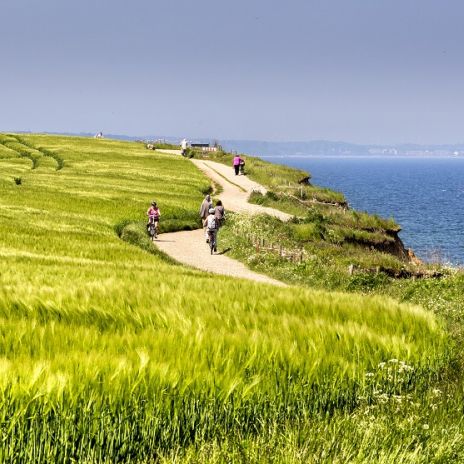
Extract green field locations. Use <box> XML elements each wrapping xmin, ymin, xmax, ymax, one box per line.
<box><xmin>0</xmin><ymin>134</ymin><xmax>456</xmax><ymax>462</ymax></box>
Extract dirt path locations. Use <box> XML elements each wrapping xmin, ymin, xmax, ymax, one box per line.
<box><xmin>156</xmin><ymin>228</ymin><xmax>285</xmax><ymax>286</ymax></box>
<box><xmin>190</xmin><ymin>159</ymin><xmax>291</xmax><ymax>221</ymax></box>
<box><xmin>154</xmin><ymin>153</ymin><xmax>290</xmax><ymax>286</ymax></box>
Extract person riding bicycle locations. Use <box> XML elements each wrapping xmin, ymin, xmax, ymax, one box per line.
<box><xmin>206</xmin><ymin>207</ymin><xmax>218</xmax><ymax>253</ymax></box>
<box><xmin>146</xmin><ymin>201</ymin><xmax>161</xmax><ymax>234</ymax></box>
<box><xmin>200</xmin><ymin>194</ymin><xmax>213</xmax><ymax>241</ymax></box>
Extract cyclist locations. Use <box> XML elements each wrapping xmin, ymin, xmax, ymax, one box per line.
<box><xmin>146</xmin><ymin>201</ymin><xmax>161</xmax><ymax>235</ymax></box>
<box><xmin>206</xmin><ymin>207</ymin><xmax>218</xmax><ymax>253</ymax></box>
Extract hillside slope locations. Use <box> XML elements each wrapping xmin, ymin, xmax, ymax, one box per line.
<box><xmin>0</xmin><ymin>133</ymin><xmax>449</xmax><ymax>462</ymax></box>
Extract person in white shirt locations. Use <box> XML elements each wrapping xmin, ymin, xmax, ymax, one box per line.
<box><xmin>181</xmin><ymin>138</ymin><xmax>188</xmax><ymax>156</ymax></box>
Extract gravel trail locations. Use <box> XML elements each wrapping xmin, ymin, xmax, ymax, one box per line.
<box><xmin>154</xmin><ymin>153</ymin><xmax>290</xmax><ymax>286</ymax></box>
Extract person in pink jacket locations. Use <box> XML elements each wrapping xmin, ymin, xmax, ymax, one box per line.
<box><xmin>233</xmin><ymin>154</ymin><xmax>241</xmax><ymax>176</ymax></box>
<box><xmin>146</xmin><ymin>201</ymin><xmax>161</xmax><ymax>234</ymax></box>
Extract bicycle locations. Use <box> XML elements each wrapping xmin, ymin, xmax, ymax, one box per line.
<box><xmin>147</xmin><ymin>218</ymin><xmax>159</xmax><ymax>240</ymax></box>
<box><xmin>207</xmin><ymin>230</ymin><xmax>217</xmax><ymax>254</ymax></box>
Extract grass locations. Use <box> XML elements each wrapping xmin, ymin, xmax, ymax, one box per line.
<box><xmin>153</xmin><ymin>141</ymin><xmax>180</xmax><ymax>150</ymax></box>
<box><xmin>0</xmin><ymin>133</ymin><xmax>456</xmax><ymax>462</ymax></box>
<box><xmin>214</xmin><ymin>159</ymin><xmax>464</xmax><ymax>462</ymax></box>
<box><xmin>220</xmin><ymin>211</ymin><xmax>409</xmax><ymax>290</ymax></box>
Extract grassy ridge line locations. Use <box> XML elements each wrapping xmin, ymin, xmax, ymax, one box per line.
<box><xmin>0</xmin><ymin>133</ymin><xmax>450</xmax><ymax>461</ymax></box>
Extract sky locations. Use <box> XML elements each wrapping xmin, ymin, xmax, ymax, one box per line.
<box><xmin>1</xmin><ymin>0</ymin><xmax>464</xmax><ymax>144</ymax></box>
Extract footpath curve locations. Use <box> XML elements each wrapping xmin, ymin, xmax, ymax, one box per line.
<box><xmin>154</xmin><ymin>153</ymin><xmax>291</xmax><ymax>286</ymax></box>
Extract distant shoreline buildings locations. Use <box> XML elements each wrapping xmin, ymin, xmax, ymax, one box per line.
<box><xmin>367</xmin><ymin>148</ymin><xmax>464</xmax><ymax>156</ymax></box>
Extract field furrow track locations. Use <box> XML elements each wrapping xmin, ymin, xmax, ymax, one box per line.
<box><xmin>0</xmin><ymin>134</ymin><xmax>64</xmax><ymax>170</ymax></box>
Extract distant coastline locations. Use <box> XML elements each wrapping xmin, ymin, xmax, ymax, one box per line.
<box><xmin>9</xmin><ymin>130</ymin><xmax>464</xmax><ymax>158</ymax></box>
<box><xmin>221</xmin><ymin>140</ymin><xmax>464</xmax><ymax>158</ymax></box>
<box><xmin>259</xmin><ymin>154</ymin><xmax>464</xmax><ymax>159</ymax></box>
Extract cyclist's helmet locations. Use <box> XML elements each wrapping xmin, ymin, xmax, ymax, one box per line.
<box><xmin>209</xmin><ymin>208</ymin><xmax>215</xmax><ymax>214</ymax></box>
<box><xmin>151</xmin><ymin>201</ymin><xmax>157</xmax><ymax>207</ymax></box>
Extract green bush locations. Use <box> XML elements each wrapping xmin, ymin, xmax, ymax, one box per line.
<box><xmin>265</xmin><ymin>190</ymin><xmax>279</xmax><ymax>201</ymax></box>
<box><xmin>347</xmin><ymin>271</ymin><xmax>390</xmax><ymax>292</ymax></box>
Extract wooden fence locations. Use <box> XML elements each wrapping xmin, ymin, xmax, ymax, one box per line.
<box><xmin>245</xmin><ymin>234</ymin><xmax>305</xmax><ymax>263</ymax></box>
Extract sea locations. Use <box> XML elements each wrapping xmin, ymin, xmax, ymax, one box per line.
<box><xmin>261</xmin><ymin>156</ymin><xmax>464</xmax><ymax>267</ymax></box>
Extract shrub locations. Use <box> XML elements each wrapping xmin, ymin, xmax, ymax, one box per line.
<box><xmin>305</xmin><ymin>207</ymin><xmax>327</xmax><ymax>225</ymax></box>
<box><xmin>200</xmin><ymin>184</ymin><xmax>214</xmax><ymax>196</ymax></box>
<box><xmin>182</xmin><ymin>147</ymin><xmax>195</xmax><ymax>158</ymax></box>
<box><xmin>265</xmin><ymin>190</ymin><xmax>279</xmax><ymax>201</ymax></box>
<box><xmin>347</xmin><ymin>271</ymin><xmax>390</xmax><ymax>292</ymax></box>
<box><xmin>249</xmin><ymin>191</ymin><xmax>266</xmax><ymax>205</ymax></box>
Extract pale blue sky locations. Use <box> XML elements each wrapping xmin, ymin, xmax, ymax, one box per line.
<box><xmin>1</xmin><ymin>0</ymin><xmax>463</xmax><ymax>144</ymax></box>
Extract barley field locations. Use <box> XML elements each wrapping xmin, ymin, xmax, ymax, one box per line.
<box><xmin>0</xmin><ymin>134</ymin><xmax>450</xmax><ymax>462</ymax></box>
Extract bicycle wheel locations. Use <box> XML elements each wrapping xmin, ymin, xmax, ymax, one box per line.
<box><xmin>208</xmin><ymin>232</ymin><xmax>215</xmax><ymax>254</ymax></box>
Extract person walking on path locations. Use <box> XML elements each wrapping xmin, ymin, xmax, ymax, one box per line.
<box><xmin>181</xmin><ymin>138</ymin><xmax>188</xmax><ymax>156</ymax></box>
<box><xmin>199</xmin><ymin>194</ymin><xmax>213</xmax><ymax>241</ymax></box>
<box><xmin>239</xmin><ymin>156</ymin><xmax>245</xmax><ymax>175</ymax></box>
<box><xmin>214</xmin><ymin>200</ymin><xmax>226</xmax><ymax>228</ymax></box>
<box><xmin>233</xmin><ymin>154</ymin><xmax>241</xmax><ymax>176</ymax></box>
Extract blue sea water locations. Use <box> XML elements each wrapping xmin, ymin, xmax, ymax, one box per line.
<box><xmin>262</xmin><ymin>156</ymin><xmax>464</xmax><ymax>266</ymax></box>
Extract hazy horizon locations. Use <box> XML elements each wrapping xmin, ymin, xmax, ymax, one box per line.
<box><xmin>2</xmin><ymin>0</ymin><xmax>464</xmax><ymax>145</ymax></box>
